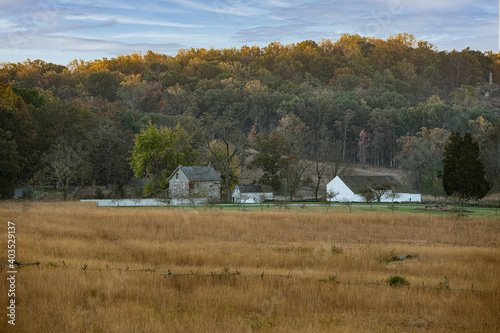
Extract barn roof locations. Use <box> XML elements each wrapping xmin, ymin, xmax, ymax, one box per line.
<box><xmin>338</xmin><ymin>175</ymin><xmax>417</xmax><ymax>194</ymax></box>
<box><xmin>236</xmin><ymin>184</ymin><xmax>273</xmax><ymax>193</ymax></box>
<box><xmin>176</xmin><ymin>165</ymin><xmax>222</xmax><ymax>182</ymax></box>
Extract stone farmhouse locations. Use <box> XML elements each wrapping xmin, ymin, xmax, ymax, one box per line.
<box><xmin>168</xmin><ymin>165</ymin><xmax>222</xmax><ymax>199</ymax></box>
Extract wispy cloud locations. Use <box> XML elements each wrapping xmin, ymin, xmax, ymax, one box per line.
<box><xmin>1</xmin><ymin>33</ymin><xmax>183</xmax><ymax>52</ymax></box>
<box><xmin>168</xmin><ymin>0</ymin><xmax>268</xmax><ymax>17</ymax></box>
<box><xmin>65</xmin><ymin>14</ymin><xmax>203</xmax><ymax>28</ymax></box>
<box><xmin>111</xmin><ymin>31</ymin><xmax>215</xmax><ymax>41</ymax></box>
<box><xmin>233</xmin><ymin>20</ymin><xmax>330</xmax><ymax>44</ymax></box>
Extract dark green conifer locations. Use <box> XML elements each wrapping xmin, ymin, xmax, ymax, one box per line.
<box><xmin>442</xmin><ymin>132</ymin><xmax>491</xmax><ymax>203</ymax></box>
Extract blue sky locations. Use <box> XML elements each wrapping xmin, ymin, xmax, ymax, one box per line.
<box><xmin>0</xmin><ymin>0</ymin><xmax>497</xmax><ymax>66</ymax></box>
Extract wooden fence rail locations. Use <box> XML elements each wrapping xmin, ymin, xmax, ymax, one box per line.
<box><xmin>1</xmin><ymin>260</ymin><xmax>498</xmax><ymax>296</ymax></box>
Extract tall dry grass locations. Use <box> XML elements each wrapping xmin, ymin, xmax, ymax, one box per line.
<box><xmin>0</xmin><ymin>202</ymin><xmax>499</xmax><ymax>332</ymax></box>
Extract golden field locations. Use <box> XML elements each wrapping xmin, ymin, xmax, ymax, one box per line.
<box><xmin>0</xmin><ymin>202</ymin><xmax>499</xmax><ymax>332</ymax></box>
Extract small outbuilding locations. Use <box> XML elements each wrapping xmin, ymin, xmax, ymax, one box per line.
<box><xmin>168</xmin><ymin>165</ymin><xmax>222</xmax><ymax>199</ymax></box>
<box><xmin>326</xmin><ymin>175</ymin><xmax>421</xmax><ymax>203</ymax></box>
<box><xmin>232</xmin><ymin>184</ymin><xmax>273</xmax><ymax>203</ymax></box>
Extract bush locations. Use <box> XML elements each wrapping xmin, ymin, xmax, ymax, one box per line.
<box><xmin>94</xmin><ymin>188</ymin><xmax>105</xmax><ymax>199</ymax></box>
<box><xmin>331</xmin><ymin>245</ymin><xmax>344</xmax><ymax>254</ymax></box>
<box><xmin>386</xmin><ymin>275</ymin><xmax>410</xmax><ymax>286</ymax></box>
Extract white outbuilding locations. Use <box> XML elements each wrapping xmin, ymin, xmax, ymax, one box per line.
<box><xmin>326</xmin><ymin>175</ymin><xmax>421</xmax><ymax>203</ymax></box>
<box><xmin>232</xmin><ymin>184</ymin><xmax>273</xmax><ymax>203</ymax></box>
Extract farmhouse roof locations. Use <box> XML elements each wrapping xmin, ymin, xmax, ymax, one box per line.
<box><xmin>236</xmin><ymin>184</ymin><xmax>273</xmax><ymax>193</ymax></box>
<box><xmin>173</xmin><ymin>165</ymin><xmax>222</xmax><ymax>182</ymax></box>
<box><xmin>338</xmin><ymin>175</ymin><xmax>417</xmax><ymax>194</ymax></box>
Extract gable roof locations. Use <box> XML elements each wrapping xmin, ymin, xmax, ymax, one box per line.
<box><xmin>169</xmin><ymin>165</ymin><xmax>222</xmax><ymax>182</ymax></box>
<box><xmin>235</xmin><ymin>184</ymin><xmax>273</xmax><ymax>194</ymax></box>
<box><xmin>337</xmin><ymin>175</ymin><xmax>417</xmax><ymax>194</ymax></box>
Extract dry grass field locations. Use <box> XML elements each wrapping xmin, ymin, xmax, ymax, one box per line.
<box><xmin>1</xmin><ymin>202</ymin><xmax>499</xmax><ymax>332</ymax></box>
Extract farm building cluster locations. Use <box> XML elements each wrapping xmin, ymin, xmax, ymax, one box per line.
<box><xmin>165</xmin><ymin>165</ymin><xmax>421</xmax><ymax>204</ymax></box>
<box><xmin>83</xmin><ymin>165</ymin><xmax>422</xmax><ymax>206</ymax></box>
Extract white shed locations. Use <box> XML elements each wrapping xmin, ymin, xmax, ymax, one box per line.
<box><xmin>326</xmin><ymin>175</ymin><xmax>421</xmax><ymax>203</ymax></box>
<box><xmin>232</xmin><ymin>184</ymin><xmax>273</xmax><ymax>203</ymax></box>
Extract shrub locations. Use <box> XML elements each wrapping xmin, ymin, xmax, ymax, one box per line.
<box><xmin>331</xmin><ymin>245</ymin><xmax>344</xmax><ymax>254</ymax></box>
<box><xmin>46</xmin><ymin>261</ymin><xmax>59</xmax><ymax>268</ymax></box>
<box><xmin>94</xmin><ymin>188</ymin><xmax>105</xmax><ymax>199</ymax></box>
<box><xmin>386</xmin><ymin>275</ymin><xmax>410</xmax><ymax>286</ymax></box>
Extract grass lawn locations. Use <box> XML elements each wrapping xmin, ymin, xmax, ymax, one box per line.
<box><xmin>127</xmin><ymin>200</ymin><xmax>500</xmax><ymax>218</ymax></box>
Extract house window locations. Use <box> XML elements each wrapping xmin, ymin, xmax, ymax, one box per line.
<box><xmin>175</xmin><ymin>173</ymin><xmax>179</xmax><ymax>179</ymax></box>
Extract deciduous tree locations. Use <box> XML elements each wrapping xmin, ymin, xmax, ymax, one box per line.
<box><xmin>129</xmin><ymin>122</ymin><xmax>197</xmax><ymax>196</ymax></box>
<box><xmin>86</xmin><ymin>71</ymin><xmax>120</xmax><ymax>101</ymax></box>
<box><xmin>207</xmin><ymin>139</ymin><xmax>241</xmax><ymax>201</ymax></box>
<box><xmin>0</xmin><ymin>129</ymin><xmax>20</xmax><ymax>199</ymax></box>
<box><xmin>396</xmin><ymin>128</ymin><xmax>449</xmax><ymax>191</ymax></box>
<box><xmin>38</xmin><ymin>136</ymin><xmax>93</xmax><ymax>201</ymax></box>
<box><xmin>249</xmin><ymin>130</ymin><xmax>288</xmax><ymax>192</ymax></box>
<box><xmin>91</xmin><ymin>118</ymin><xmax>131</xmax><ymax>187</ymax></box>
<box><xmin>202</xmin><ymin>116</ymin><xmax>248</xmax><ymax>202</ymax></box>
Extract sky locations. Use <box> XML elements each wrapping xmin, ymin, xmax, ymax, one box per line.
<box><xmin>0</xmin><ymin>0</ymin><xmax>498</xmax><ymax>66</ymax></box>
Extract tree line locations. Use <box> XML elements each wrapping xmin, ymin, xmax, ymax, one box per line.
<box><xmin>1</xmin><ymin>33</ymin><xmax>499</xmax><ymax>200</ymax></box>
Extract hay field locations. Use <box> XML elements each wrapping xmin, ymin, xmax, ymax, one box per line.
<box><xmin>1</xmin><ymin>202</ymin><xmax>499</xmax><ymax>332</ymax></box>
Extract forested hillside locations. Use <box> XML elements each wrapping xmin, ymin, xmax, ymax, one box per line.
<box><xmin>1</xmin><ymin>33</ymin><xmax>500</xmax><ymax>200</ymax></box>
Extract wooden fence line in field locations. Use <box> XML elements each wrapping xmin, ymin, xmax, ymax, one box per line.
<box><xmin>2</xmin><ymin>260</ymin><xmax>498</xmax><ymax>296</ymax></box>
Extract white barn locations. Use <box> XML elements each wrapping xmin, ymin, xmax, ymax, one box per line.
<box><xmin>232</xmin><ymin>184</ymin><xmax>273</xmax><ymax>203</ymax></box>
<box><xmin>326</xmin><ymin>175</ymin><xmax>421</xmax><ymax>203</ymax></box>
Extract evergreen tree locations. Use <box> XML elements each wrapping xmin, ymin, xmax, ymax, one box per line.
<box><xmin>442</xmin><ymin>132</ymin><xmax>491</xmax><ymax>203</ymax></box>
